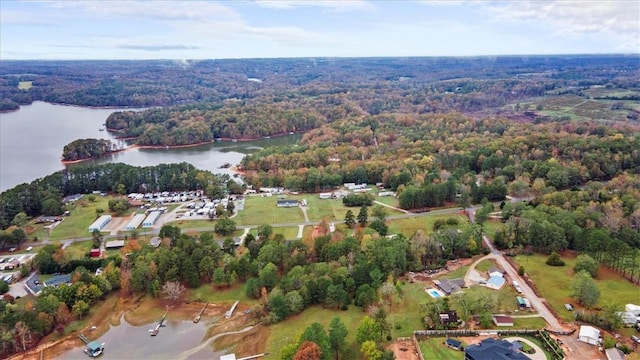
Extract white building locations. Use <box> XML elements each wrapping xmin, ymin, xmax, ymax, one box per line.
<box><xmin>125</xmin><ymin>214</ymin><xmax>145</xmax><ymax>231</ymax></box>
<box><xmin>88</xmin><ymin>215</ymin><xmax>111</xmax><ymax>233</ymax></box>
<box><xmin>578</xmin><ymin>325</ymin><xmax>601</xmax><ymax>346</ymax></box>
<box><xmin>319</xmin><ymin>192</ymin><xmax>332</xmax><ymax>199</ymax></box>
<box><xmin>142</xmin><ymin>211</ymin><xmax>162</xmax><ymax>228</ymax></box>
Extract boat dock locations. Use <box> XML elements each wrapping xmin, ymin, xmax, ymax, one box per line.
<box><xmin>193</xmin><ymin>303</ymin><xmax>208</xmax><ymax>323</ymax></box>
<box><xmin>149</xmin><ymin>309</ymin><xmax>168</xmax><ymax>336</ymax></box>
<box><xmin>225</xmin><ymin>301</ymin><xmax>239</xmax><ymax>319</ymax></box>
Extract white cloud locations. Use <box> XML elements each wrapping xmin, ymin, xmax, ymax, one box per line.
<box><xmin>485</xmin><ymin>1</ymin><xmax>639</xmax><ymax>35</ymax></box>
<box><xmin>45</xmin><ymin>0</ymin><xmax>240</xmax><ymax>21</ymax></box>
<box><xmin>483</xmin><ymin>0</ymin><xmax>640</xmax><ymax>52</ymax></box>
<box><xmin>254</xmin><ymin>0</ymin><xmax>376</xmax><ymax>13</ymax></box>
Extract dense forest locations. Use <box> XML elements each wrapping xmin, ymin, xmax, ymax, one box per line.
<box><xmin>61</xmin><ymin>138</ymin><xmax>119</xmax><ymax>162</ymax></box>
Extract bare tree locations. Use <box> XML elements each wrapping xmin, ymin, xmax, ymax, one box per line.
<box><xmin>14</xmin><ymin>321</ymin><xmax>31</xmax><ymax>352</ymax></box>
<box><xmin>162</xmin><ymin>281</ymin><xmax>185</xmax><ymax>302</ymax></box>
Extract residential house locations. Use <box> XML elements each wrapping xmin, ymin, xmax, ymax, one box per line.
<box><xmin>435</xmin><ymin>278</ymin><xmax>464</xmax><ymax>295</ymax></box>
<box><xmin>439</xmin><ymin>311</ymin><xmax>459</xmax><ymax>325</ymax></box>
<box><xmin>465</xmin><ymin>338</ymin><xmax>530</xmax><ymax>360</ymax></box>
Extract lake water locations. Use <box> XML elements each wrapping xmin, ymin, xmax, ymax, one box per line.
<box><xmin>0</xmin><ymin>102</ymin><xmax>300</xmax><ymax>192</ymax></box>
<box><xmin>60</xmin><ymin>317</ymin><xmax>225</xmax><ymax>359</ymax></box>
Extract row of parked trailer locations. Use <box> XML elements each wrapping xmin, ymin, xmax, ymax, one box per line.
<box><xmin>128</xmin><ymin>190</ymin><xmax>204</xmax><ymax>203</ymax></box>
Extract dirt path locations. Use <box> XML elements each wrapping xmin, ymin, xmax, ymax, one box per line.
<box><xmin>387</xmin><ymin>338</ymin><xmax>419</xmax><ymax>360</ymax></box>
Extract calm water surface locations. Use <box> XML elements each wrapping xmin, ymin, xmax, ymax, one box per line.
<box><xmin>60</xmin><ymin>317</ymin><xmax>224</xmax><ymax>359</ymax></box>
<box><xmin>0</xmin><ymin>102</ymin><xmax>300</xmax><ymax>192</ymax></box>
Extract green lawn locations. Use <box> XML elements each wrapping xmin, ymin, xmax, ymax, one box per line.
<box><xmin>234</xmin><ymin>196</ymin><xmax>306</xmax><ymax>226</ymax></box>
<box><xmin>513</xmin><ymin>254</ymin><xmax>640</xmax><ymax>322</ymax></box>
<box><xmin>265</xmin><ymin>305</ymin><xmax>365</xmax><ymax>360</ymax></box>
<box><xmin>65</xmin><ymin>240</ymin><xmax>94</xmax><ymax>260</ymax></box>
<box><xmin>513</xmin><ymin>317</ymin><xmax>548</xmax><ymax>329</ymax></box>
<box><xmin>374</xmin><ymin>196</ymin><xmax>399</xmax><ymax>207</ymax></box>
<box><xmin>188</xmin><ymin>283</ymin><xmax>256</xmax><ymax>304</ymax></box>
<box><xmin>387</xmin><ymin>214</ymin><xmax>468</xmax><ymax>238</ymax></box>
<box><xmin>388</xmin><ymin>283</ymin><xmax>430</xmax><ymax>337</ymax></box>
<box><xmin>482</xmin><ymin>219</ymin><xmax>505</xmax><ymax>238</ymax></box>
<box><xmin>475</xmin><ymin>259</ymin><xmax>497</xmax><ymax>273</ymax></box>
<box><xmin>49</xmin><ymin>196</ymin><xmax>116</xmax><ymax>240</ymax></box>
<box><xmin>436</xmin><ymin>263</ymin><xmax>471</xmax><ymax>280</ymax></box>
<box><xmin>419</xmin><ymin>338</ymin><xmax>464</xmax><ymax>360</ymax></box>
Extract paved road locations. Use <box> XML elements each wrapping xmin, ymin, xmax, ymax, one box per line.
<box><xmin>467</xmin><ymin>207</ymin><xmax>598</xmax><ymax>359</ymax></box>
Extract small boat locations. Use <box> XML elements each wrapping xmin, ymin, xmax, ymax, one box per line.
<box><xmin>218</xmin><ymin>162</ymin><xmax>232</xmax><ymax>169</ymax></box>
<box><xmin>84</xmin><ymin>341</ymin><xmax>105</xmax><ymax>357</ymax></box>
<box><xmin>98</xmin><ymin>128</ymin><xmax>104</xmax><ymax>131</ymax></box>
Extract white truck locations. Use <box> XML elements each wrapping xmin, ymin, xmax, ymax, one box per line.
<box><xmin>512</xmin><ymin>280</ymin><xmax>523</xmax><ymax>293</ymax></box>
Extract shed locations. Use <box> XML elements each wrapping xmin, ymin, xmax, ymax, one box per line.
<box><xmin>125</xmin><ymin>214</ymin><xmax>145</xmax><ymax>231</ymax></box>
<box><xmin>88</xmin><ymin>215</ymin><xmax>111</xmax><ymax>233</ymax></box>
<box><xmin>319</xmin><ymin>192</ymin><xmax>332</xmax><ymax>199</ymax></box>
<box><xmin>578</xmin><ymin>325</ymin><xmax>600</xmax><ymax>346</ymax></box>
<box><xmin>605</xmin><ymin>348</ymin><xmax>625</xmax><ymax>360</ymax></box>
<box><xmin>492</xmin><ymin>315</ymin><xmax>514</xmax><ymax>327</ymax></box>
<box><xmin>105</xmin><ymin>240</ymin><xmax>125</xmax><ymax>249</ymax></box>
<box><xmin>445</xmin><ymin>338</ymin><xmax>463</xmax><ymax>351</ymax></box>
<box><xmin>90</xmin><ymin>248</ymin><xmax>101</xmax><ymax>258</ymax></box>
<box><xmin>276</xmin><ymin>200</ymin><xmax>298</xmax><ymax>208</ymax></box>
<box><xmin>142</xmin><ymin>211</ymin><xmax>161</xmax><ymax>228</ymax></box>
<box><xmin>516</xmin><ymin>296</ymin><xmax>527</xmax><ymax>308</ymax></box>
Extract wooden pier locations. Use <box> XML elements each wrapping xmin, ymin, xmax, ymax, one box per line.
<box><xmin>193</xmin><ymin>303</ymin><xmax>208</xmax><ymax>323</ymax></box>
<box><xmin>225</xmin><ymin>301</ymin><xmax>239</xmax><ymax>319</ymax></box>
<box><xmin>149</xmin><ymin>309</ymin><xmax>168</xmax><ymax>336</ymax></box>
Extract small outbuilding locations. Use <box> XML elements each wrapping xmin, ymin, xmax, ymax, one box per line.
<box><xmin>492</xmin><ymin>315</ymin><xmax>514</xmax><ymax>327</ymax></box>
<box><xmin>276</xmin><ymin>200</ymin><xmax>298</xmax><ymax>208</ymax></box>
<box><xmin>90</xmin><ymin>248</ymin><xmax>102</xmax><ymax>258</ymax></box>
<box><xmin>578</xmin><ymin>325</ymin><xmax>601</xmax><ymax>346</ymax></box>
<box><xmin>605</xmin><ymin>347</ymin><xmax>625</xmax><ymax>360</ymax></box>
<box><xmin>445</xmin><ymin>338</ymin><xmax>463</xmax><ymax>351</ymax></box>
<box><xmin>105</xmin><ymin>240</ymin><xmax>125</xmax><ymax>250</ymax></box>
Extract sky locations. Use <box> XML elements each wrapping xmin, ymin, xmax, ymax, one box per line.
<box><xmin>1</xmin><ymin>0</ymin><xmax>639</xmax><ymax>60</ymax></box>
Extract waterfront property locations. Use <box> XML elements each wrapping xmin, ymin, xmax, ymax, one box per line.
<box><xmin>125</xmin><ymin>214</ymin><xmax>145</xmax><ymax>231</ymax></box>
<box><xmin>88</xmin><ymin>215</ymin><xmax>111</xmax><ymax>233</ymax></box>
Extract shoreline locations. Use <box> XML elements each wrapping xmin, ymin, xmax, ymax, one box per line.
<box><xmin>9</xmin><ymin>295</ymin><xmax>254</xmax><ymax>360</ymax></box>
<box><xmin>59</xmin><ymin>130</ymin><xmax>302</xmax><ymax>165</ymax></box>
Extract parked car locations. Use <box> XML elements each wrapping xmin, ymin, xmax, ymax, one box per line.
<box><xmin>8</xmin><ymin>247</ymin><xmax>16</xmax><ymax>252</ymax></box>
<box><xmin>564</xmin><ymin>303</ymin><xmax>574</xmax><ymax>311</ymax></box>
<box><xmin>26</xmin><ymin>246</ymin><xmax>33</xmax><ymax>252</ymax></box>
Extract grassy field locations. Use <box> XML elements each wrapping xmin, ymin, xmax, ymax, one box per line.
<box><xmin>374</xmin><ymin>196</ymin><xmax>399</xmax><ymax>207</ymax></box>
<box><xmin>65</xmin><ymin>240</ymin><xmax>94</xmax><ymax>260</ymax></box>
<box><xmin>513</xmin><ymin>317</ymin><xmax>548</xmax><ymax>329</ymax></box>
<box><xmin>475</xmin><ymin>259</ymin><xmax>497</xmax><ymax>273</ymax></box>
<box><xmin>483</xmin><ymin>219</ymin><xmax>505</xmax><ymax>238</ymax></box>
<box><xmin>248</xmin><ymin>226</ymin><xmax>300</xmax><ymax>240</ymax></box>
<box><xmin>513</xmin><ymin>253</ymin><xmax>640</xmax><ymax>322</ymax></box>
<box><xmin>266</xmin><ymin>305</ymin><xmax>365</xmax><ymax>360</ymax></box>
<box><xmin>234</xmin><ymin>196</ymin><xmax>306</xmax><ymax>226</ymax></box>
<box><xmin>387</xmin><ymin>213</ymin><xmax>468</xmax><ymax>238</ymax></box>
<box><xmin>49</xmin><ymin>196</ymin><xmax>115</xmax><ymax>240</ymax></box>
<box><xmin>437</xmin><ymin>263</ymin><xmax>472</xmax><ymax>280</ymax></box>
<box><xmin>188</xmin><ymin>283</ymin><xmax>257</xmax><ymax>304</ymax></box>
<box><xmin>419</xmin><ymin>338</ymin><xmax>464</xmax><ymax>360</ymax></box>
<box><xmin>17</xmin><ymin>81</ymin><xmax>33</xmax><ymax>90</ymax></box>
<box><xmin>389</xmin><ymin>282</ymin><xmax>430</xmax><ymax>337</ymax></box>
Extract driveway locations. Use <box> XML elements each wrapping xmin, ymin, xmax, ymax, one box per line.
<box><xmin>503</xmin><ymin>337</ymin><xmax>546</xmax><ymax>360</ymax></box>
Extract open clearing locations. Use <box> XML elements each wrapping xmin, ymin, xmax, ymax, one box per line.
<box><xmin>513</xmin><ymin>253</ymin><xmax>640</xmax><ymax>322</ymax></box>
